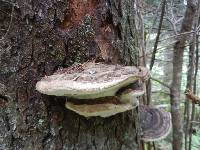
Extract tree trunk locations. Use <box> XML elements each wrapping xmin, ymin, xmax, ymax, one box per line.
<box><xmin>0</xmin><ymin>0</ymin><xmax>143</xmax><ymax>149</ymax></box>
<box><xmin>184</xmin><ymin>27</ymin><xmax>195</xmax><ymax>150</ymax></box>
<box><xmin>184</xmin><ymin>12</ymin><xmax>199</xmax><ymax>148</ymax></box>
<box><xmin>188</xmin><ymin>3</ymin><xmax>200</xmax><ymax>148</ymax></box>
<box><xmin>170</xmin><ymin>1</ymin><xmax>197</xmax><ymax>150</ymax></box>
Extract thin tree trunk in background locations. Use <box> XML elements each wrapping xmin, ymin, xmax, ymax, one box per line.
<box><xmin>149</xmin><ymin>0</ymin><xmax>166</xmax><ymax>71</ymax></box>
<box><xmin>188</xmin><ymin>97</ymin><xmax>197</xmax><ymax>150</ymax></box>
<box><xmin>188</xmin><ymin>105</ymin><xmax>195</xmax><ymax>150</ymax></box>
<box><xmin>185</xmin><ymin>2</ymin><xmax>200</xmax><ymax>149</ymax></box>
<box><xmin>170</xmin><ymin>1</ymin><xmax>197</xmax><ymax>150</ymax></box>
<box><xmin>189</xmin><ymin>38</ymin><xmax>199</xmax><ymax>150</ymax></box>
<box><xmin>0</xmin><ymin>0</ymin><xmax>144</xmax><ymax>149</ymax></box>
<box><xmin>188</xmin><ymin>5</ymin><xmax>200</xmax><ymax>148</ymax></box>
<box><xmin>146</xmin><ymin>80</ymin><xmax>152</xmax><ymax>106</ymax></box>
<box><xmin>184</xmin><ymin>25</ymin><xmax>195</xmax><ymax>150</ymax></box>
<box><xmin>146</xmin><ymin>0</ymin><xmax>165</xmax><ymax>106</ymax></box>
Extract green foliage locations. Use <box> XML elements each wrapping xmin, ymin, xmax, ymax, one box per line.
<box><xmin>191</xmin><ymin>129</ymin><xmax>200</xmax><ymax>150</ymax></box>
<box><xmin>156</xmin><ymin>140</ymin><xmax>172</xmax><ymax>150</ymax></box>
<box><xmin>145</xmin><ymin>0</ymin><xmax>160</xmax><ymax>6</ymax></box>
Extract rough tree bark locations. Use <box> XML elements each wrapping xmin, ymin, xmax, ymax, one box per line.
<box><xmin>170</xmin><ymin>0</ymin><xmax>197</xmax><ymax>150</ymax></box>
<box><xmin>0</xmin><ymin>0</ymin><xmax>144</xmax><ymax>149</ymax></box>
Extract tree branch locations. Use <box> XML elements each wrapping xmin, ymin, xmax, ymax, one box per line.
<box><xmin>149</xmin><ymin>0</ymin><xmax>166</xmax><ymax>70</ymax></box>
<box><xmin>150</xmin><ymin>77</ymin><xmax>171</xmax><ymax>89</ymax></box>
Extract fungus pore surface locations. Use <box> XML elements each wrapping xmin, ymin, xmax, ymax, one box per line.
<box><xmin>139</xmin><ymin>105</ymin><xmax>172</xmax><ymax>142</ymax></box>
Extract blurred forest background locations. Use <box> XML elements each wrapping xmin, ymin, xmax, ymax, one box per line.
<box><xmin>143</xmin><ymin>0</ymin><xmax>200</xmax><ymax>149</ymax></box>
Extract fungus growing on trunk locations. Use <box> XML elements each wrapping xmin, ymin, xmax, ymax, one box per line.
<box><xmin>65</xmin><ymin>89</ymin><xmax>141</xmax><ymax>117</ymax></box>
<box><xmin>139</xmin><ymin>105</ymin><xmax>172</xmax><ymax>142</ymax></box>
<box><xmin>36</xmin><ymin>62</ymin><xmax>149</xmax><ymax>99</ymax></box>
<box><xmin>36</xmin><ymin>62</ymin><xmax>171</xmax><ymax>141</ymax></box>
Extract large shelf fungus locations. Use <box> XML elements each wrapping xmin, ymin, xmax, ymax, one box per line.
<box><xmin>36</xmin><ymin>62</ymin><xmax>148</xmax><ymax>117</ymax></box>
<box><xmin>36</xmin><ymin>62</ymin><xmax>149</xmax><ymax>99</ymax></box>
<box><xmin>36</xmin><ymin>62</ymin><xmax>171</xmax><ymax>141</ymax></box>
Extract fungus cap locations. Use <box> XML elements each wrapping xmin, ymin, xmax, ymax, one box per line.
<box><xmin>36</xmin><ymin>63</ymin><xmax>150</xmax><ymax>99</ymax></box>
<box><xmin>139</xmin><ymin>105</ymin><xmax>172</xmax><ymax>142</ymax></box>
<box><xmin>65</xmin><ymin>97</ymin><xmax>139</xmax><ymax>117</ymax></box>
<box><xmin>119</xmin><ymin>88</ymin><xmax>145</xmax><ymax>104</ymax></box>
<box><xmin>64</xmin><ymin>87</ymin><xmax>144</xmax><ymax>117</ymax></box>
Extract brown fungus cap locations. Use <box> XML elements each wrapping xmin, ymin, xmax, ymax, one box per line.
<box><xmin>65</xmin><ymin>101</ymin><xmax>136</xmax><ymax>118</ymax></box>
<box><xmin>139</xmin><ymin>105</ymin><xmax>172</xmax><ymax>142</ymax></box>
<box><xmin>36</xmin><ymin>62</ymin><xmax>150</xmax><ymax>99</ymax></box>
<box><xmin>65</xmin><ymin>94</ymin><xmax>139</xmax><ymax>118</ymax></box>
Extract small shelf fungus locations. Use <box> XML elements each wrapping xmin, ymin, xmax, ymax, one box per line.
<box><xmin>36</xmin><ymin>62</ymin><xmax>171</xmax><ymax>141</ymax></box>
<box><xmin>139</xmin><ymin>105</ymin><xmax>172</xmax><ymax>142</ymax></box>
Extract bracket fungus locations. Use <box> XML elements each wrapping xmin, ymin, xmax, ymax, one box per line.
<box><xmin>139</xmin><ymin>105</ymin><xmax>172</xmax><ymax>142</ymax></box>
<box><xmin>36</xmin><ymin>62</ymin><xmax>171</xmax><ymax>141</ymax></box>
<box><xmin>36</xmin><ymin>62</ymin><xmax>149</xmax><ymax>99</ymax></box>
<box><xmin>36</xmin><ymin>62</ymin><xmax>149</xmax><ymax>117</ymax></box>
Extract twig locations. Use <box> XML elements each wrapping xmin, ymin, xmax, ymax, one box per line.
<box><xmin>141</xmin><ymin>40</ymin><xmax>200</xmax><ymax>59</ymax></box>
<box><xmin>146</xmin><ymin>1</ymin><xmax>162</xmax><ymax>49</ymax></box>
<box><xmin>152</xmin><ymin>90</ymin><xmax>170</xmax><ymax>95</ymax></box>
<box><xmin>150</xmin><ymin>77</ymin><xmax>171</xmax><ymax>89</ymax></box>
<box><xmin>150</xmin><ymin>0</ymin><xmax>166</xmax><ymax>70</ymax></box>
<box><xmin>190</xmin><ymin>121</ymin><xmax>200</xmax><ymax>124</ymax></box>
<box><xmin>164</xmin><ymin>16</ymin><xmax>178</xmax><ymax>35</ymax></box>
<box><xmin>158</xmin><ymin>30</ymin><xmax>197</xmax><ymax>42</ymax></box>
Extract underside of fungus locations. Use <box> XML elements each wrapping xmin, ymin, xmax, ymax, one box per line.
<box><xmin>65</xmin><ymin>101</ymin><xmax>137</xmax><ymax>118</ymax></box>
<box><xmin>65</xmin><ymin>96</ymin><xmax>139</xmax><ymax>117</ymax></box>
<box><xmin>139</xmin><ymin>105</ymin><xmax>172</xmax><ymax>142</ymax></box>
